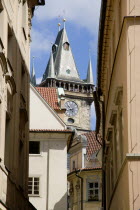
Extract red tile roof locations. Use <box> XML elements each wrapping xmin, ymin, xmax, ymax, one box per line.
<box><xmin>83</xmin><ymin>131</ymin><xmax>102</xmax><ymax>161</ymax></box>
<box><xmin>36</xmin><ymin>87</ymin><xmax>60</xmax><ymax>110</ymax></box>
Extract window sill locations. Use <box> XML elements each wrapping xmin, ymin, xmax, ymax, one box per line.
<box><xmin>28</xmin><ymin>195</ymin><xmax>40</xmax><ymax>197</ymax></box>
<box><xmin>29</xmin><ymin>154</ymin><xmax>42</xmax><ymax>157</ymax></box>
<box><xmin>86</xmin><ymin>200</ymin><xmax>101</xmax><ymax>202</ymax></box>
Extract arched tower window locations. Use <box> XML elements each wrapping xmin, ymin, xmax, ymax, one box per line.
<box><xmin>63</xmin><ymin>42</ymin><xmax>69</xmax><ymax>51</ymax></box>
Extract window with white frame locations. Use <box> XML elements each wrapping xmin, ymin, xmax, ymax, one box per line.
<box><xmin>87</xmin><ymin>182</ymin><xmax>99</xmax><ymax>201</ymax></box>
<box><xmin>28</xmin><ymin>177</ymin><xmax>40</xmax><ymax>196</ymax></box>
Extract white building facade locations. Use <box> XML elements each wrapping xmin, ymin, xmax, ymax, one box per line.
<box><xmin>29</xmin><ymin>85</ymin><xmax>73</xmax><ymax>210</ymax></box>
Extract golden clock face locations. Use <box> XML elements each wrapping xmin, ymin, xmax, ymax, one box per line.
<box><xmin>65</xmin><ymin>101</ymin><xmax>78</xmax><ymax>117</ymax></box>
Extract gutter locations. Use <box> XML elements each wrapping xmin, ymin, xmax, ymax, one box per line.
<box><xmin>75</xmin><ymin>172</ymin><xmax>83</xmax><ymax>210</ymax></box>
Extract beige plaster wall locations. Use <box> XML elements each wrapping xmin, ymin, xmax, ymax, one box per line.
<box><xmin>0</xmin><ymin>0</ymin><xmax>35</xmax><ymax>209</ymax></box>
<box><xmin>109</xmin><ymin>163</ymin><xmax>129</xmax><ymax>210</ymax></box>
<box><xmin>99</xmin><ymin>0</ymin><xmax>140</xmax><ymax>209</ymax></box>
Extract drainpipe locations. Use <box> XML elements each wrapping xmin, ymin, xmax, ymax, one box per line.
<box><xmin>100</xmin><ymin>96</ymin><xmax>106</xmax><ymax>210</ymax></box>
<box><xmin>76</xmin><ymin>172</ymin><xmax>83</xmax><ymax>210</ymax></box>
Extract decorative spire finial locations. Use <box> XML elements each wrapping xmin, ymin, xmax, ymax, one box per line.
<box><xmin>58</xmin><ymin>23</ymin><xmax>61</xmax><ymax>31</ymax></box>
<box><xmin>86</xmin><ymin>56</ymin><xmax>94</xmax><ymax>85</ymax></box>
<box><xmin>58</xmin><ymin>15</ymin><xmax>61</xmax><ymax>31</ymax></box>
<box><xmin>63</xmin><ymin>18</ymin><xmax>66</xmax><ymax>28</ymax></box>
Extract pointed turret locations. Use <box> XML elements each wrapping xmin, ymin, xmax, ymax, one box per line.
<box><xmin>30</xmin><ymin>61</ymin><xmax>36</xmax><ymax>86</ymax></box>
<box><xmin>42</xmin><ymin>51</ymin><xmax>55</xmax><ymax>82</ymax></box>
<box><xmin>86</xmin><ymin>58</ymin><xmax>94</xmax><ymax>85</ymax></box>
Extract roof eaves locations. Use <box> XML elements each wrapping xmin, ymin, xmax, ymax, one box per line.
<box><xmin>30</xmin><ymin>129</ymin><xmax>73</xmax><ymax>133</ymax></box>
<box><xmin>67</xmin><ymin>167</ymin><xmax>102</xmax><ymax>176</ymax></box>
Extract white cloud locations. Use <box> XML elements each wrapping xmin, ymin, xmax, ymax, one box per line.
<box><xmin>31</xmin><ymin>28</ymin><xmax>55</xmax><ymax>53</ymax></box>
<box><xmin>36</xmin><ymin>77</ymin><xmax>42</xmax><ymax>84</ymax></box>
<box><xmin>34</xmin><ymin>0</ymin><xmax>101</xmax><ymax>35</ymax></box>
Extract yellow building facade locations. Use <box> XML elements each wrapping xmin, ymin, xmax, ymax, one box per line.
<box><xmin>68</xmin><ymin>132</ymin><xmax>102</xmax><ymax>210</ymax></box>
<box><xmin>96</xmin><ymin>0</ymin><xmax>140</xmax><ymax>209</ymax></box>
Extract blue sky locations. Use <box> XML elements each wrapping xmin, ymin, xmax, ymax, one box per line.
<box><xmin>31</xmin><ymin>0</ymin><xmax>101</xmax><ymax>129</ymax></box>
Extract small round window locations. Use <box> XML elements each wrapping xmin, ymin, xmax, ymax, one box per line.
<box><xmin>67</xmin><ymin>118</ymin><xmax>75</xmax><ymax>124</ymax></box>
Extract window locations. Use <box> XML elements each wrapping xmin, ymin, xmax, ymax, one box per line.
<box><xmin>67</xmin><ymin>118</ymin><xmax>74</xmax><ymax>124</ymax></box>
<box><xmin>4</xmin><ymin>90</ymin><xmax>13</xmax><ymax>171</ymax></box>
<box><xmin>22</xmin><ymin>0</ymin><xmax>27</xmax><ymax>40</ymax></box>
<box><xmin>19</xmin><ymin>141</ymin><xmax>24</xmax><ymax>188</ymax></box>
<box><xmin>118</xmin><ymin>0</ymin><xmax>122</xmax><ymax>31</ymax></box>
<box><xmin>29</xmin><ymin>141</ymin><xmax>40</xmax><ymax>154</ymax></box>
<box><xmin>87</xmin><ymin>182</ymin><xmax>99</xmax><ymax>201</ymax></box>
<box><xmin>119</xmin><ymin>110</ymin><xmax>123</xmax><ymax>163</ymax></box>
<box><xmin>72</xmin><ymin>160</ymin><xmax>75</xmax><ymax>171</ymax></box>
<box><xmin>0</xmin><ymin>2</ymin><xmax>4</xmax><ymax>41</ymax></box>
<box><xmin>66</xmin><ymin>69</ymin><xmax>71</xmax><ymax>74</ymax></box>
<box><xmin>8</xmin><ymin>24</ymin><xmax>14</xmax><ymax>68</ymax></box>
<box><xmin>21</xmin><ymin>64</ymin><xmax>26</xmax><ymax>97</ymax></box>
<box><xmin>52</xmin><ymin>44</ymin><xmax>57</xmax><ymax>53</ymax></box>
<box><xmin>28</xmin><ymin>177</ymin><xmax>40</xmax><ymax>196</ymax></box>
<box><xmin>63</xmin><ymin>42</ymin><xmax>69</xmax><ymax>51</ymax></box>
<box><xmin>4</xmin><ymin>114</ymin><xmax>11</xmax><ymax>170</ymax></box>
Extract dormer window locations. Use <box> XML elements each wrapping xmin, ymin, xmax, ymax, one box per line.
<box><xmin>63</xmin><ymin>42</ymin><xmax>69</xmax><ymax>51</ymax></box>
<box><xmin>52</xmin><ymin>44</ymin><xmax>57</xmax><ymax>53</ymax></box>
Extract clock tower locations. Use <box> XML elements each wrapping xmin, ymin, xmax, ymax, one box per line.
<box><xmin>39</xmin><ymin>24</ymin><xmax>94</xmax><ymax>130</ymax></box>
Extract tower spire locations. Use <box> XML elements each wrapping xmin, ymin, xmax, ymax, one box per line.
<box><xmin>48</xmin><ymin>50</ymin><xmax>55</xmax><ymax>78</ymax></box>
<box><xmin>30</xmin><ymin>57</ymin><xmax>36</xmax><ymax>86</ymax></box>
<box><xmin>41</xmin><ymin>22</ymin><xmax>81</xmax><ymax>83</ymax></box>
<box><xmin>86</xmin><ymin>57</ymin><xmax>94</xmax><ymax>85</ymax></box>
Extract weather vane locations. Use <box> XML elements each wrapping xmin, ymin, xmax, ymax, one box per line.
<box><xmin>89</xmin><ymin>49</ymin><xmax>91</xmax><ymax>59</ymax></box>
<box><xmin>32</xmin><ymin>56</ymin><xmax>35</xmax><ymax>67</ymax></box>
<box><xmin>63</xmin><ymin>10</ymin><xmax>67</xmax><ymax>28</ymax></box>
